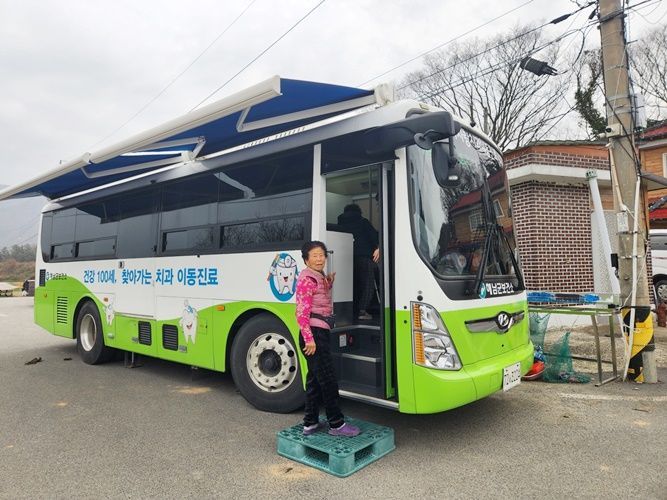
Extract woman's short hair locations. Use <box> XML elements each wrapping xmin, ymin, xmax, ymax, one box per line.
<box><xmin>301</xmin><ymin>240</ymin><xmax>328</xmax><ymax>261</ymax></box>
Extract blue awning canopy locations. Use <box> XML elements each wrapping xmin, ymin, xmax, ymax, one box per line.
<box><xmin>0</xmin><ymin>77</ymin><xmax>377</xmax><ymax>201</ymax></box>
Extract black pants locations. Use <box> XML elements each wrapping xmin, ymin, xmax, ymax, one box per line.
<box><xmin>354</xmin><ymin>256</ymin><xmax>376</xmax><ymax>313</ymax></box>
<box><xmin>300</xmin><ymin>327</ymin><xmax>344</xmax><ymax>428</ymax></box>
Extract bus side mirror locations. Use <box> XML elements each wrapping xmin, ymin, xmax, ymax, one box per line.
<box><xmin>432</xmin><ymin>141</ymin><xmax>461</xmax><ymax>187</ymax></box>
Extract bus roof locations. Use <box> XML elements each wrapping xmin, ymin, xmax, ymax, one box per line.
<box><xmin>0</xmin><ymin>76</ymin><xmax>382</xmax><ymax>202</ymax></box>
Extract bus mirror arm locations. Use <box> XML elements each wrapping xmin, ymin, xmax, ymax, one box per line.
<box><xmin>414</xmin><ymin>129</ymin><xmax>440</xmax><ymax>150</ymax></box>
<box><xmin>363</xmin><ymin>111</ymin><xmax>461</xmax><ymax>156</ymax></box>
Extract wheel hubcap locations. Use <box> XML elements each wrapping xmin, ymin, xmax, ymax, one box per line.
<box><xmin>246</xmin><ymin>333</ymin><xmax>297</xmax><ymax>393</ymax></box>
<box><xmin>80</xmin><ymin>313</ymin><xmax>96</xmax><ymax>352</ymax></box>
<box><xmin>658</xmin><ymin>284</ymin><xmax>667</xmax><ymax>302</ymax></box>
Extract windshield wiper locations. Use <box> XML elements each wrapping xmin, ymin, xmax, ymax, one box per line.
<box><xmin>471</xmin><ymin>222</ymin><xmax>498</xmax><ymax>298</ymax></box>
<box><xmin>470</xmin><ymin>180</ymin><xmax>524</xmax><ymax>297</ymax></box>
<box><xmin>470</xmin><ymin>181</ymin><xmax>495</xmax><ymax>297</ymax></box>
<box><xmin>499</xmin><ymin>225</ymin><xmax>525</xmax><ymax>290</ymax></box>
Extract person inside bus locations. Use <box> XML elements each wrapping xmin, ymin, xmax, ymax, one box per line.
<box><xmin>432</xmin><ymin>222</ymin><xmax>466</xmax><ymax>275</ymax></box>
<box><xmin>296</xmin><ymin>240</ymin><xmax>361</xmax><ymax>437</ymax></box>
<box><xmin>336</xmin><ymin>204</ymin><xmax>380</xmax><ymax>320</ymax></box>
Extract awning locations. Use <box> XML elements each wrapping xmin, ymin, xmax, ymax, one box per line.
<box><xmin>0</xmin><ymin>76</ymin><xmax>377</xmax><ymax>201</ymax></box>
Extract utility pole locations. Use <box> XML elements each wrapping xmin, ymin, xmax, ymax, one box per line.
<box><xmin>599</xmin><ymin>0</ymin><xmax>656</xmax><ymax>382</ymax></box>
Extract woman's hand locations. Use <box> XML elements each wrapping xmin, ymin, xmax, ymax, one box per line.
<box><xmin>372</xmin><ymin>248</ymin><xmax>380</xmax><ymax>263</ymax></box>
<box><xmin>326</xmin><ymin>272</ymin><xmax>336</xmax><ymax>285</ymax></box>
<box><xmin>303</xmin><ymin>340</ymin><xmax>316</xmax><ymax>356</ymax></box>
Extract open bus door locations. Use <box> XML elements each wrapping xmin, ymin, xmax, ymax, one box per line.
<box><xmin>322</xmin><ymin>163</ymin><xmax>395</xmax><ymax>402</ymax></box>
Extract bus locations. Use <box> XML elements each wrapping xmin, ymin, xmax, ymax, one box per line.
<box><xmin>2</xmin><ymin>77</ymin><xmax>532</xmax><ymax>414</ymax></box>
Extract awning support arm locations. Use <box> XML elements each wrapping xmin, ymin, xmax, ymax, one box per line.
<box><xmin>81</xmin><ymin>137</ymin><xmax>206</xmax><ymax>179</ymax></box>
<box><xmin>236</xmin><ymin>93</ymin><xmax>378</xmax><ymax>133</ymax></box>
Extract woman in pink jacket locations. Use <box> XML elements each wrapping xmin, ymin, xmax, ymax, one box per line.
<box><xmin>296</xmin><ymin>241</ymin><xmax>360</xmax><ymax>437</ymax></box>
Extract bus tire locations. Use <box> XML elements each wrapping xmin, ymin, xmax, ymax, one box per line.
<box><xmin>76</xmin><ymin>301</ymin><xmax>114</xmax><ymax>365</ymax></box>
<box><xmin>230</xmin><ymin>314</ymin><xmax>304</xmax><ymax>413</ymax></box>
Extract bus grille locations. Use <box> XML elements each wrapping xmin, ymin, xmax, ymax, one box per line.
<box><xmin>39</xmin><ymin>269</ymin><xmax>46</xmax><ymax>287</ymax></box>
<box><xmin>162</xmin><ymin>324</ymin><xmax>179</xmax><ymax>351</ymax></box>
<box><xmin>138</xmin><ymin>321</ymin><xmax>152</xmax><ymax>346</ymax></box>
<box><xmin>56</xmin><ymin>297</ymin><xmax>68</xmax><ymax>324</ymax></box>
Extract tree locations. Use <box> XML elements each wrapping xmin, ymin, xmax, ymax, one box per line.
<box><xmin>0</xmin><ymin>244</ymin><xmax>37</xmax><ymax>262</ymax></box>
<box><xmin>573</xmin><ymin>49</ymin><xmax>607</xmax><ymax>138</ymax></box>
<box><xmin>399</xmin><ymin>25</ymin><xmax>573</xmax><ymax>151</ymax></box>
<box><xmin>630</xmin><ymin>24</ymin><xmax>667</xmax><ymax>121</ymax></box>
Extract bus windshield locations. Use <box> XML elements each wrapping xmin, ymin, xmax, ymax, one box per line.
<box><xmin>408</xmin><ymin>128</ymin><xmax>522</xmax><ymax>298</ymax></box>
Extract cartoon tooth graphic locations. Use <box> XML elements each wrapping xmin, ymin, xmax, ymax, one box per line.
<box><xmin>104</xmin><ymin>297</ymin><xmax>115</xmax><ymax>326</ymax></box>
<box><xmin>268</xmin><ymin>253</ymin><xmax>298</xmax><ymax>301</ymax></box>
<box><xmin>179</xmin><ymin>300</ymin><xmax>198</xmax><ymax>343</ymax></box>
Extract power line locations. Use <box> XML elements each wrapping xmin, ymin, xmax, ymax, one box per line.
<box><xmin>1</xmin><ymin>213</ymin><xmax>41</xmax><ymax>241</ymax></box>
<box><xmin>627</xmin><ymin>0</ymin><xmax>667</xmax><ymax>25</ymax></box>
<box><xmin>191</xmin><ymin>0</ymin><xmax>326</xmax><ymax>111</ymax></box>
<box><xmin>412</xmin><ymin>0</ymin><xmax>654</xmax><ymax>104</ymax></box>
<box><xmin>399</xmin><ymin>1</ymin><xmax>596</xmax><ymax>92</ymax></box>
<box><xmin>9</xmin><ymin>232</ymin><xmax>38</xmax><ymax>247</ymax></box>
<box><xmin>357</xmin><ymin>0</ymin><xmax>537</xmax><ymax>87</ymax></box>
<box><xmin>415</xmin><ymin>21</ymin><xmax>596</xmax><ymax>103</ymax></box>
<box><xmin>89</xmin><ymin>0</ymin><xmax>258</xmax><ymax>149</ymax></box>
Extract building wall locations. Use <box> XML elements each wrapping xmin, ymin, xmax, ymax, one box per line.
<box><xmin>504</xmin><ymin>143</ymin><xmax>611</xmax><ymax>292</ymax></box>
<box><xmin>504</xmin><ymin>144</ymin><xmax>610</xmax><ymax>171</ymax></box>
<box><xmin>642</xmin><ymin>147</ymin><xmax>666</xmax><ymax>178</ymax></box>
<box><xmin>510</xmin><ymin>181</ymin><xmax>594</xmax><ymax>292</ymax></box>
<box><xmin>641</xmin><ymin>145</ymin><xmax>667</xmax><ymax>229</ymax></box>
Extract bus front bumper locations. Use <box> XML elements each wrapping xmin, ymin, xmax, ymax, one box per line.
<box><xmin>406</xmin><ymin>342</ymin><xmax>534</xmax><ymax>414</ymax></box>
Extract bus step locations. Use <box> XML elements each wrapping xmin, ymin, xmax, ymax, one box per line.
<box><xmin>276</xmin><ymin>418</ymin><xmax>394</xmax><ymax>477</ymax></box>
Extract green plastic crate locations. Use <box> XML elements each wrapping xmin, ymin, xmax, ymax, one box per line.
<box><xmin>276</xmin><ymin>418</ymin><xmax>395</xmax><ymax>477</ymax></box>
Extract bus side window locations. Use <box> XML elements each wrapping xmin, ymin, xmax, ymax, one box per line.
<box><xmin>75</xmin><ymin>201</ymin><xmax>119</xmax><ymax>259</ymax></box>
<box><xmin>160</xmin><ymin>174</ymin><xmax>220</xmax><ymax>254</ymax></box>
<box><xmin>116</xmin><ymin>189</ymin><xmax>159</xmax><ymax>258</ymax></box>
<box><xmin>40</xmin><ymin>215</ymin><xmax>53</xmax><ymax>262</ymax></box>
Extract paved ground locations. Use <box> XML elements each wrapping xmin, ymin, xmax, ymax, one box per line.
<box><xmin>1</xmin><ymin>297</ymin><xmax>666</xmax><ymax>499</ymax></box>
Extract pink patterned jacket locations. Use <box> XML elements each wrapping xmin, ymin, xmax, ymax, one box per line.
<box><xmin>295</xmin><ymin>267</ymin><xmax>333</xmax><ymax>343</ymax></box>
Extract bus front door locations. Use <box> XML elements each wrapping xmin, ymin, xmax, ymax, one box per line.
<box><xmin>323</xmin><ymin>163</ymin><xmax>394</xmax><ymax>401</ymax></box>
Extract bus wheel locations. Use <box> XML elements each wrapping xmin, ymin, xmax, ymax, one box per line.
<box><xmin>230</xmin><ymin>314</ymin><xmax>304</xmax><ymax>413</ymax></box>
<box><xmin>76</xmin><ymin>301</ymin><xmax>114</xmax><ymax>365</ymax></box>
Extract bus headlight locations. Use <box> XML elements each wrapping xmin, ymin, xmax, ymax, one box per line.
<box><xmin>412</xmin><ymin>302</ymin><xmax>461</xmax><ymax>370</ymax></box>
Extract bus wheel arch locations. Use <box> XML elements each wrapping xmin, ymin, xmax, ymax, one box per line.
<box><xmin>74</xmin><ymin>298</ymin><xmax>115</xmax><ymax>365</ymax></box>
<box><xmin>229</xmin><ymin>311</ymin><xmax>304</xmax><ymax>413</ymax></box>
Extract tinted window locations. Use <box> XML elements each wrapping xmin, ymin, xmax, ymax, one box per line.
<box><xmin>40</xmin><ymin>215</ymin><xmax>53</xmax><ymax>261</ymax></box>
<box><xmin>161</xmin><ymin>174</ymin><xmax>220</xmax><ymax>230</ymax></box>
<box><xmin>650</xmin><ymin>234</ymin><xmax>667</xmax><ymax>251</ymax></box>
<box><xmin>51</xmin><ymin>208</ymin><xmax>76</xmax><ymax>244</ymax></box>
<box><xmin>76</xmin><ymin>238</ymin><xmax>116</xmax><ymax>258</ymax></box>
<box><xmin>221</xmin><ymin>216</ymin><xmax>306</xmax><ymax>249</ymax></box>
<box><xmin>162</xmin><ymin>227</ymin><xmax>215</xmax><ymax>253</ymax></box>
<box><xmin>75</xmin><ymin>202</ymin><xmax>119</xmax><ymax>241</ymax></box>
<box><xmin>217</xmin><ymin>151</ymin><xmax>312</xmax><ymax>224</ymax></box>
<box><xmin>116</xmin><ymin>189</ymin><xmax>159</xmax><ymax>258</ymax></box>
<box><xmin>51</xmin><ymin>243</ymin><xmax>74</xmax><ymax>260</ymax></box>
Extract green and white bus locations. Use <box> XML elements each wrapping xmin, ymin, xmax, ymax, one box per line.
<box><xmin>2</xmin><ymin>77</ymin><xmax>532</xmax><ymax>413</ymax></box>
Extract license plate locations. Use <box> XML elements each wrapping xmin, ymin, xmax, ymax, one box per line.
<box><xmin>503</xmin><ymin>362</ymin><xmax>521</xmax><ymax>392</ymax></box>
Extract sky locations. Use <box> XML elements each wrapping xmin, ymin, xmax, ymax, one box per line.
<box><xmin>0</xmin><ymin>0</ymin><xmax>664</xmax><ymax>192</ymax></box>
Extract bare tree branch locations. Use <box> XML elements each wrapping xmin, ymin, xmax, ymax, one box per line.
<box><xmin>400</xmin><ymin>24</ymin><xmax>574</xmax><ymax>150</ymax></box>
